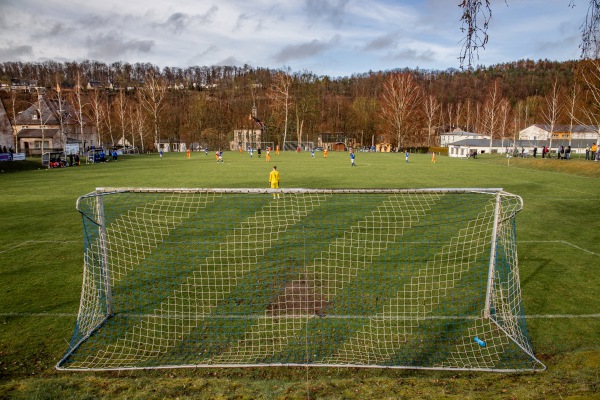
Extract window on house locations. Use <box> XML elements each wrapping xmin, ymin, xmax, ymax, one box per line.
<box><xmin>34</xmin><ymin>141</ymin><xmax>50</xmax><ymax>149</ymax></box>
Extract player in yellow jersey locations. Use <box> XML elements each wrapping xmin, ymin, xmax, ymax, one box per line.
<box><xmin>266</xmin><ymin>148</ymin><xmax>271</xmax><ymax>162</ymax></box>
<box><xmin>275</xmin><ymin>145</ymin><xmax>280</xmax><ymax>155</ymax></box>
<box><xmin>324</xmin><ymin>148</ymin><xmax>328</xmax><ymax>158</ymax></box>
<box><xmin>269</xmin><ymin>166</ymin><xmax>280</xmax><ymax>199</ymax></box>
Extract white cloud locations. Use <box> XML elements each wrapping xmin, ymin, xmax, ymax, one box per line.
<box><xmin>0</xmin><ymin>0</ymin><xmax>590</xmax><ymax>76</ymax></box>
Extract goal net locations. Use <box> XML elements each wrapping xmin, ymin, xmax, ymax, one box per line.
<box><xmin>57</xmin><ymin>188</ymin><xmax>545</xmax><ymax>372</ymax></box>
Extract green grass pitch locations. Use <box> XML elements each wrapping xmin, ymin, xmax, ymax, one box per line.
<box><xmin>0</xmin><ymin>150</ymin><xmax>599</xmax><ymax>399</ymax></box>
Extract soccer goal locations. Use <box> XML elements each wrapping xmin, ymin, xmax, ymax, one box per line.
<box><xmin>57</xmin><ymin>188</ymin><xmax>545</xmax><ymax>372</ymax></box>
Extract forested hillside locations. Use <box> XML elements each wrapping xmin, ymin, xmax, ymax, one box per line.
<box><xmin>1</xmin><ymin>58</ymin><xmax>596</xmax><ymax>150</ymax></box>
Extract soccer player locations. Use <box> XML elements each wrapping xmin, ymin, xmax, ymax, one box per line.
<box><xmin>323</xmin><ymin>148</ymin><xmax>328</xmax><ymax>158</ymax></box>
<box><xmin>204</xmin><ymin>147</ymin><xmax>208</xmax><ymax>156</ymax></box>
<box><xmin>311</xmin><ymin>148</ymin><xmax>315</xmax><ymax>158</ymax></box>
<box><xmin>431</xmin><ymin>151</ymin><xmax>436</xmax><ymax>163</ymax></box>
<box><xmin>266</xmin><ymin>148</ymin><xmax>271</xmax><ymax>162</ymax></box>
<box><xmin>187</xmin><ymin>149</ymin><xmax>191</xmax><ymax>159</ymax></box>
<box><xmin>275</xmin><ymin>145</ymin><xmax>280</xmax><ymax>155</ymax></box>
<box><xmin>159</xmin><ymin>150</ymin><xmax>163</xmax><ymax>160</ymax></box>
<box><xmin>405</xmin><ymin>150</ymin><xmax>409</xmax><ymax>163</ymax></box>
<box><xmin>269</xmin><ymin>165</ymin><xmax>280</xmax><ymax>199</ymax></box>
<box><xmin>350</xmin><ymin>150</ymin><xmax>356</xmax><ymax>166</ymax></box>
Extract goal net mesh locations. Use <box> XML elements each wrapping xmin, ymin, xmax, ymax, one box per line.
<box><xmin>57</xmin><ymin>188</ymin><xmax>545</xmax><ymax>371</ymax></box>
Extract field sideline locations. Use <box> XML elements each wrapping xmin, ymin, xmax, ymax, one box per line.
<box><xmin>0</xmin><ymin>150</ymin><xmax>599</xmax><ymax>399</ymax></box>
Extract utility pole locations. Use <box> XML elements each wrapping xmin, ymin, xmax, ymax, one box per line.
<box><xmin>38</xmin><ymin>92</ymin><xmax>45</xmax><ymax>163</ymax></box>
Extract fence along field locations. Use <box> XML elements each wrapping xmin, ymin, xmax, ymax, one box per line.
<box><xmin>0</xmin><ymin>151</ymin><xmax>598</xmax><ymax>398</ymax></box>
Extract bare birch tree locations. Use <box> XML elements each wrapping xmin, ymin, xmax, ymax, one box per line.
<box><xmin>132</xmin><ymin>101</ymin><xmax>147</xmax><ymax>152</ymax></box>
<box><xmin>498</xmin><ymin>98</ymin><xmax>511</xmax><ymax>146</ymax></box>
<box><xmin>578</xmin><ymin>60</ymin><xmax>600</xmax><ymax>142</ymax></box>
<box><xmin>104</xmin><ymin>96</ymin><xmax>116</xmax><ymax>148</ymax></box>
<box><xmin>464</xmin><ymin>98</ymin><xmax>474</xmax><ymax>132</ymax></box>
<box><xmin>68</xmin><ymin>73</ymin><xmax>89</xmax><ymax>150</ymax></box>
<box><xmin>423</xmin><ymin>94</ymin><xmax>441</xmax><ymax>146</ymax></box>
<box><xmin>380</xmin><ymin>72</ymin><xmax>422</xmax><ymax>149</ymax></box>
<box><xmin>565</xmin><ymin>82</ymin><xmax>582</xmax><ymax>146</ymax></box>
<box><xmin>541</xmin><ymin>78</ymin><xmax>563</xmax><ymax>153</ymax></box>
<box><xmin>50</xmin><ymin>82</ymin><xmax>68</xmax><ymax>148</ymax></box>
<box><xmin>114</xmin><ymin>89</ymin><xmax>128</xmax><ymax>148</ymax></box>
<box><xmin>86</xmin><ymin>88</ymin><xmax>106</xmax><ymax>148</ymax></box>
<box><xmin>9</xmin><ymin>89</ymin><xmax>19</xmax><ymax>151</ymax></box>
<box><xmin>267</xmin><ymin>71</ymin><xmax>292</xmax><ymax>148</ymax></box>
<box><xmin>481</xmin><ymin>80</ymin><xmax>503</xmax><ymax>153</ymax></box>
<box><xmin>137</xmin><ymin>70</ymin><xmax>167</xmax><ymax>150</ymax></box>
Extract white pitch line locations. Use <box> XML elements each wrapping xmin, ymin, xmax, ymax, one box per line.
<box><xmin>525</xmin><ymin>314</ymin><xmax>600</xmax><ymax>319</ymax></box>
<box><xmin>2</xmin><ymin>240</ymin><xmax>596</xmax><ymax>255</ymax></box>
<box><xmin>1</xmin><ymin>313</ymin><xmax>599</xmax><ymax>319</ymax></box>
<box><xmin>0</xmin><ymin>240</ymin><xmax>80</xmax><ymax>254</ymax></box>
<box><xmin>520</xmin><ymin>240</ymin><xmax>598</xmax><ymax>256</ymax></box>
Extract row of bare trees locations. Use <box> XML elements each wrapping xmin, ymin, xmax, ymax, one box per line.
<box><xmin>3</xmin><ymin>59</ymin><xmax>600</xmax><ymax>151</ymax></box>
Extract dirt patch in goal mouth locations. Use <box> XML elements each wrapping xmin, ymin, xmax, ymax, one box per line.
<box><xmin>267</xmin><ymin>279</ymin><xmax>329</xmax><ymax>316</ymax></box>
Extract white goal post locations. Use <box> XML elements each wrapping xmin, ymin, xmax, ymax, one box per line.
<box><xmin>57</xmin><ymin>188</ymin><xmax>545</xmax><ymax>372</ymax></box>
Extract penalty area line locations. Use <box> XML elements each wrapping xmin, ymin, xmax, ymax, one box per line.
<box><xmin>520</xmin><ymin>240</ymin><xmax>598</xmax><ymax>256</ymax></box>
<box><xmin>0</xmin><ymin>240</ymin><xmax>80</xmax><ymax>254</ymax></box>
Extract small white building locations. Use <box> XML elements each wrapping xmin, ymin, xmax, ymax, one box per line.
<box><xmin>155</xmin><ymin>140</ymin><xmax>188</xmax><ymax>152</ymax></box>
<box><xmin>440</xmin><ymin>130</ymin><xmax>490</xmax><ymax>147</ymax></box>
<box><xmin>448</xmin><ymin>139</ymin><xmax>513</xmax><ymax>158</ymax></box>
<box><xmin>519</xmin><ymin>124</ymin><xmax>599</xmax><ymax>142</ymax></box>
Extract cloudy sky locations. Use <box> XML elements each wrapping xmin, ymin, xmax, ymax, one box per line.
<box><xmin>0</xmin><ymin>0</ymin><xmax>589</xmax><ymax>77</ymax></box>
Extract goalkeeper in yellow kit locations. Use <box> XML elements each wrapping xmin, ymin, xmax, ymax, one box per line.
<box><xmin>269</xmin><ymin>166</ymin><xmax>280</xmax><ymax>199</ymax></box>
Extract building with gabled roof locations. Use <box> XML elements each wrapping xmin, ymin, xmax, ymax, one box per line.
<box><xmin>14</xmin><ymin>95</ymin><xmax>96</xmax><ymax>155</ymax></box>
<box><xmin>440</xmin><ymin>130</ymin><xmax>490</xmax><ymax>146</ymax></box>
<box><xmin>519</xmin><ymin>124</ymin><xmax>599</xmax><ymax>142</ymax></box>
<box><xmin>231</xmin><ymin>112</ymin><xmax>266</xmax><ymax>151</ymax></box>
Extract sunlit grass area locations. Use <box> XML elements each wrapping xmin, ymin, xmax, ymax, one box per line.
<box><xmin>1</xmin><ymin>151</ymin><xmax>599</xmax><ymax>399</ymax></box>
